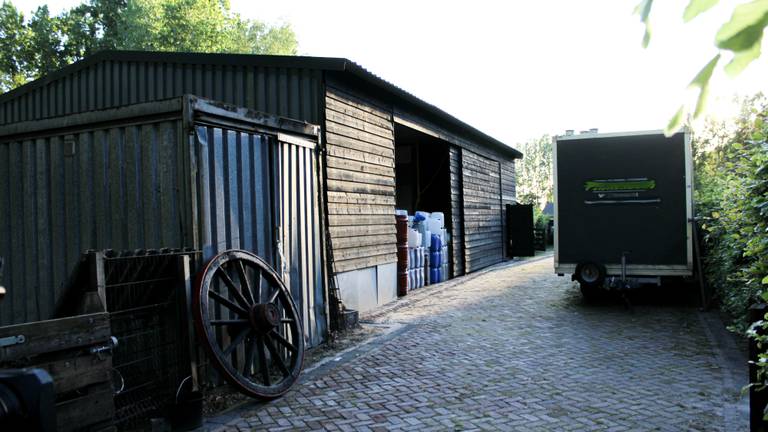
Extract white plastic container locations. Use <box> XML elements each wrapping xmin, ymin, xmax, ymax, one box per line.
<box><xmin>407</xmin><ymin>229</ymin><xmax>419</xmax><ymax>248</ymax></box>
<box><xmin>431</xmin><ymin>212</ymin><xmax>445</xmax><ymax>226</ymax></box>
<box><xmin>428</xmin><ymin>217</ymin><xmax>442</xmax><ymax>234</ymax></box>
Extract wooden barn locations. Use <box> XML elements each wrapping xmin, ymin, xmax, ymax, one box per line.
<box><xmin>0</xmin><ymin>51</ymin><xmax>522</xmax><ymax>322</ymax></box>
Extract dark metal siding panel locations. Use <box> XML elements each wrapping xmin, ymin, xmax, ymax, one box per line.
<box><xmin>500</xmin><ymin>159</ymin><xmax>516</xmax><ymax>257</ymax></box>
<box><xmin>462</xmin><ymin>149</ymin><xmax>503</xmax><ymax>273</ymax></box>
<box><xmin>449</xmin><ymin>146</ymin><xmax>464</xmax><ymax>277</ymax></box>
<box><xmin>192</xmin><ymin>126</ymin><xmax>325</xmax><ymax>347</ymax></box>
<box><xmin>277</xmin><ymin>140</ymin><xmax>326</xmax><ymax>347</ymax></box>
<box><xmin>194</xmin><ymin>125</ymin><xmax>274</xmax><ymax>262</ymax></box>
<box><xmin>0</xmin><ymin>118</ymin><xmax>187</xmax><ymax>326</ymax></box>
<box><xmin>0</xmin><ymin>60</ymin><xmax>322</xmax><ymax>126</ymax></box>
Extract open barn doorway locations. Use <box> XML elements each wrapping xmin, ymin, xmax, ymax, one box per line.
<box><xmin>394</xmin><ymin>123</ymin><xmax>453</xmax><ymax>282</ymax></box>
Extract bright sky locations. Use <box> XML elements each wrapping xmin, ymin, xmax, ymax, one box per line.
<box><xmin>20</xmin><ymin>0</ymin><xmax>768</xmax><ymax>147</ymax></box>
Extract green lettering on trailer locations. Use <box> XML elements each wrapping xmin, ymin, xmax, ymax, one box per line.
<box><xmin>584</xmin><ymin>179</ymin><xmax>656</xmax><ymax>192</ymax></box>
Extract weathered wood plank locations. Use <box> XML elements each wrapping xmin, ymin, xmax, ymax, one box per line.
<box><xmin>328</xmin><ymin>202</ymin><xmax>394</xmax><ymax>216</ymax></box>
<box><xmin>326</xmin><ymin>121</ymin><xmax>394</xmax><ymax>150</ymax></box>
<box><xmin>328</xmin><ymin>214</ymin><xmax>394</xmax><ymax>227</ymax></box>
<box><xmin>326</xmin><ymin>87</ymin><xmax>391</xmax><ymax>121</ymax></box>
<box><xmin>332</xmin><ymin>234</ymin><xmax>395</xmax><ymax>249</ymax></box>
<box><xmin>334</xmin><ymin>244</ymin><xmax>395</xmax><ymax>260</ymax></box>
<box><xmin>327</xmin><ymin>145</ymin><xmax>394</xmax><ymax>168</ymax></box>
<box><xmin>327</xmin><ymin>167</ymin><xmax>396</xmax><ymax>187</ymax></box>
<box><xmin>0</xmin><ymin>313</ymin><xmax>110</xmax><ymax>361</ymax></box>
<box><xmin>45</xmin><ymin>352</ymin><xmax>112</xmax><ymax>395</ymax></box>
<box><xmin>56</xmin><ymin>381</ymin><xmax>114</xmax><ymax>432</ymax></box>
<box><xmin>325</xmin><ymin>109</ymin><xmax>394</xmax><ymax>141</ymax></box>
<box><xmin>329</xmin><ymin>224</ymin><xmax>395</xmax><ymax>238</ymax></box>
<box><xmin>326</xmin><ymin>132</ymin><xmax>393</xmax><ymax>159</ymax></box>
<box><xmin>325</xmin><ymin>96</ymin><xmax>394</xmax><ymax>130</ymax></box>
<box><xmin>327</xmin><ymin>191</ymin><xmax>396</xmax><ymax>206</ymax></box>
<box><xmin>327</xmin><ymin>178</ymin><xmax>394</xmax><ymax>196</ymax></box>
<box><xmin>334</xmin><ymin>253</ymin><xmax>396</xmax><ymax>273</ymax></box>
<box><xmin>326</xmin><ymin>156</ymin><xmax>395</xmax><ymax>177</ymax></box>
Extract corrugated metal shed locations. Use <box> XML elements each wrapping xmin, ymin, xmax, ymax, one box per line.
<box><xmin>0</xmin><ymin>51</ymin><xmax>521</xmax><ymax>159</ymax></box>
<box><xmin>0</xmin><ymin>95</ymin><xmax>326</xmax><ymax>346</ymax></box>
<box><xmin>0</xmin><ymin>51</ymin><xmax>523</xmax><ymax>315</ymax></box>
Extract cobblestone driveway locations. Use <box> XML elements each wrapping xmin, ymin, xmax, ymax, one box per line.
<box><xmin>206</xmin><ymin>256</ymin><xmax>747</xmax><ymax>431</ymax></box>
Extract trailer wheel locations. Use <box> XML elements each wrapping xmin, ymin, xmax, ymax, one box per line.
<box><xmin>574</xmin><ymin>262</ymin><xmax>605</xmax><ymax>288</ymax></box>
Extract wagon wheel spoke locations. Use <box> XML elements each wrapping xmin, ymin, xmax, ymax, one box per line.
<box><xmin>194</xmin><ymin>249</ymin><xmax>304</xmax><ymax>399</ymax></box>
<box><xmin>269</xmin><ymin>329</ymin><xmax>298</xmax><ymax>354</ymax></box>
<box><xmin>264</xmin><ymin>333</ymin><xmax>291</xmax><ymax>378</ymax></box>
<box><xmin>223</xmin><ymin>327</ymin><xmax>251</xmax><ymax>357</ymax></box>
<box><xmin>255</xmin><ymin>268</ymin><xmax>263</xmax><ymax>302</ymax></box>
<box><xmin>235</xmin><ymin>261</ymin><xmax>255</xmax><ymax>305</ymax></box>
<box><xmin>209</xmin><ymin>290</ymin><xmax>248</xmax><ymax>317</ymax></box>
<box><xmin>256</xmin><ymin>333</ymin><xmax>271</xmax><ymax>386</ymax></box>
<box><xmin>217</xmin><ymin>268</ymin><xmax>251</xmax><ymax>310</ymax></box>
<box><xmin>243</xmin><ymin>337</ymin><xmax>256</xmax><ymax>375</ymax></box>
<box><xmin>268</xmin><ymin>286</ymin><xmax>280</xmax><ymax>304</ymax></box>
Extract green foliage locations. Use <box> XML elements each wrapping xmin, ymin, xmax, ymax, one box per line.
<box><xmin>684</xmin><ymin>0</ymin><xmax>719</xmax><ymax>22</ymax></box>
<box><xmin>0</xmin><ymin>0</ymin><xmax>298</xmax><ymax>92</ymax></box>
<box><xmin>532</xmin><ymin>207</ymin><xmax>550</xmax><ymax>231</ymax></box>
<box><xmin>636</xmin><ymin>0</ymin><xmax>768</xmax><ymax>134</ymax></box>
<box><xmin>516</xmin><ymin>134</ymin><xmax>553</xmax><ymax>211</ymax></box>
<box><xmin>695</xmin><ymin>94</ymin><xmax>768</xmax><ymax>328</ymax></box>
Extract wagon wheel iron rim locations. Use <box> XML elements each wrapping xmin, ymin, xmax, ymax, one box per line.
<box><xmin>193</xmin><ymin>249</ymin><xmax>304</xmax><ymax>399</ymax></box>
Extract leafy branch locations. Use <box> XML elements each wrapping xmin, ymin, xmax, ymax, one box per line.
<box><xmin>636</xmin><ymin>0</ymin><xmax>768</xmax><ymax>134</ymax></box>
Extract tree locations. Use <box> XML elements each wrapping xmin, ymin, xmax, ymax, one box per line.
<box><xmin>515</xmin><ymin>134</ymin><xmax>553</xmax><ymax>210</ymax></box>
<box><xmin>635</xmin><ymin>0</ymin><xmax>768</xmax><ymax>134</ymax></box>
<box><xmin>0</xmin><ymin>0</ymin><xmax>298</xmax><ymax>92</ymax></box>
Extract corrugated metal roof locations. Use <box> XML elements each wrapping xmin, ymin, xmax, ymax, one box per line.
<box><xmin>0</xmin><ymin>50</ymin><xmax>522</xmax><ymax>158</ymax></box>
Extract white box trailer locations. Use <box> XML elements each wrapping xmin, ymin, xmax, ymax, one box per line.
<box><xmin>553</xmin><ymin>130</ymin><xmax>693</xmax><ymax>296</ymax></box>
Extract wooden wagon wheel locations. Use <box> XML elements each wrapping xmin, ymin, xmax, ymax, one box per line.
<box><xmin>193</xmin><ymin>250</ymin><xmax>304</xmax><ymax>399</ymax></box>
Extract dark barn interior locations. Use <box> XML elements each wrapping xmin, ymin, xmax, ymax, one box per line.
<box><xmin>394</xmin><ymin>124</ymin><xmax>452</xmax><ymax>223</ymax></box>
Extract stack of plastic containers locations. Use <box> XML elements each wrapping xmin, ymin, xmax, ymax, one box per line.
<box><xmin>397</xmin><ymin>209</ymin><xmax>451</xmax><ymax>288</ymax></box>
<box><xmin>429</xmin><ymin>233</ymin><xmax>443</xmax><ymax>283</ymax></box>
<box><xmin>407</xmin><ymin>244</ymin><xmax>425</xmax><ymax>289</ymax></box>
<box><xmin>395</xmin><ymin>210</ymin><xmax>409</xmax><ymax>297</ymax></box>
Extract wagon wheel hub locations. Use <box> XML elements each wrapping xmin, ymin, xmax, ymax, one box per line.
<box><xmin>251</xmin><ymin>303</ymin><xmax>280</xmax><ymax>331</ymax></box>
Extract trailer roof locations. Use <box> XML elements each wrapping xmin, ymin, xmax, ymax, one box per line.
<box><xmin>556</xmin><ymin>129</ymin><xmax>685</xmax><ymax>142</ymax></box>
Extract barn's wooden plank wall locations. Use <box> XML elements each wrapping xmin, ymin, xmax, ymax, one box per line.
<box><xmin>500</xmin><ymin>159</ymin><xmax>516</xmax><ymax>256</ymax></box>
<box><xmin>324</xmin><ymin>86</ymin><xmax>397</xmax><ymax>273</ymax></box>
<box><xmin>462</xmin><ymin>149</ymin><xmax>503</xmax><ymax>272</ymax></box>
<box><xmin>449</xmin><ymin>147</ymin><xmax>465</xmax><ymax>277</ymax></box>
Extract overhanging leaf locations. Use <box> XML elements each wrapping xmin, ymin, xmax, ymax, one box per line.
<box><xmin>715</xmin><ymin>0</ymin><xmax>768</xmax><ymax>52</ymax></box>
<box><xmin>665</xmin><ymin>105</ymin><xmax>686</xmax><ymax>136</ymax></box>
<box><xmin>688</xmin><ymin>54</ymin><xmax>720</xmax><ymax>119</ymax></box>
<box><xmin>695</xmin><ymin>83</ymin><xmax>711</xmax><ymax>118</ymax></box>
<box><xmin>635</xmin><ymin>0</ymin><xmax>654</xmax><ymax>47</ymax></box>
<box><xmin>725</xmin><ymin>37</ymin><xmax>763</xmax><ymax>76</ymax></box>
<box><xmin>684</xmin><ymin>0</ymin><xmax>719</xmax><ymax>22</ymax></box>
<box><xmin>689</xmin><ymin>54</ymin><xmax>721</xmax><ymax>89</ymax></box>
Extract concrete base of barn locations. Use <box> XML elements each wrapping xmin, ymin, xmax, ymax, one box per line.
<box><xmin>336</xmin><ymin>263</ymin><xmax>398</xmax><ymax>313</ymax></box>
